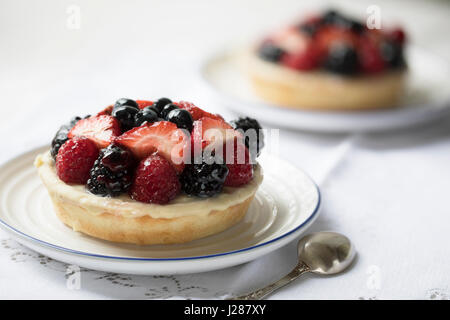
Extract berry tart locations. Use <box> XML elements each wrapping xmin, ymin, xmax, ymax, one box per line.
<box><xmin>35</xmin><ymin>98</ymin><xmax>264</xmax><ymax>245</ymax></box>
<box><xmin>248</xmin><ymin>10</ymin><xmax>408</xmax><ymax>110</ymax></box>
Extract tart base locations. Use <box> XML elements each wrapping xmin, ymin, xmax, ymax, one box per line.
<box><xmin>51</xmin><ymin>195</ymin><xmax>254</xmax><ymax>245</ymax></box>
<box><xmin>246</xmin><ymin>52</ymin><xmax>407</xmax><ymax>111</ymax></box>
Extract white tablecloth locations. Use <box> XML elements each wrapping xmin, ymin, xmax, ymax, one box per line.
<box><xmin>0</xmin><ymin>0</ymin><xmax>449</xmax><ymax>300</ymax></box>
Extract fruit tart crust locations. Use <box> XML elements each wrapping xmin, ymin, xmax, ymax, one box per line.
<box><xmin>35</xmin><ymin>151</ymin><xmax>263</xmax><ymax>245</ymax></box>
<box><xmin>246</xmin><ymin>52</ymin><xmax>407</xmax><ymax>110</ymax></box>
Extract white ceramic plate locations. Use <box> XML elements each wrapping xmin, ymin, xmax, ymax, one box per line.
<box><xmin>200</xmin><ymin>46</ymin><xmax>450</xmax><ymax>132</ymax></box>
<box><xmin>0</xmin><ymin>146</ymin><xmax>320</xmax><ymax>275</ymax></box>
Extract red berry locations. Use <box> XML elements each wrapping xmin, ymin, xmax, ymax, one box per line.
<box><xmin>177</xmin><ymin>101</ymin><xmax>223</xmax><ymax>121</ymax></box>
<box><xmin>129</xmin><ymin>154</ymin><xmax>181</xmax><ymax>204</ymax></box>
<box><xmin>224</xmin><ymin>143</ymin><xmax>253</xmax><ymax>187</ymax></box>
<box><xmin>191</xmin><ymin>117</ymin><xmax>242</xmax><ymax>151</ymax></box>
<box><xmin>55</xmin><ymin>137</ymin><xmax>99</xmax><ymax>184</ymax></box>
<box><xmin>281</xmin><ymin>44</ymin><xmax>322</xmax><ymax>70</ymax></box>
<box><xmin>97</xmin><ymin>105</ymin><xmax>113</xmax><ymax>116</ymax></box>
<box><xmin>115</xmin><ymin>121</ymin><xmax>189</xmax><ymax>173</ymax></box>
<box><xmin>358</xmin><ymin>37</ymin><xmax>386</xmax><ymax>74</ymax></box>
<box><xmin>388</xmin><ymin>28</ymin><xmax>406</xmax><ymax>45</ymax></box>
<box><xmin>68</xmin><ymin>115</ymin><xmax>120</xmax><ymax>149</ymax></box>
<box><xmin>136</xmin><ymin>100</ymin><xmax>154</xmax><ymax>109</ymax></box>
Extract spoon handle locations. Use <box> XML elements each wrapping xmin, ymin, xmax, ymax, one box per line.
<box><xmin>231</xmin><ymin>261</ymin><xmax>310</xmax><ymax>300</ymax></box>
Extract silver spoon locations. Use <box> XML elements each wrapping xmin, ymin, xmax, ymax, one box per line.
<box><xmin>232</xmin><ymin>231</ymin><xmax>356</xmax><ymax>300</ymax></box>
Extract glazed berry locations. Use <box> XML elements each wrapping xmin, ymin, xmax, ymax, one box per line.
<box><xmin>166</xmin><ymin>109</ymin><xmax>193</xmax><ymax>132</ymax></box>
<box><xmin>134</xmin><ymin>107</ymin><xmax>159</xmax><ymax>127</ymax></box>
<box><xmin>380</xmin><ymin>40</ymin><xmax>405</xmax><ymax>69</ymax></box>
<box><xmin>388</xmin><ymin>28</ymin><xmax>406</xmax><ymax>45</ymax></box>
<box><xmin>114</xmin><ymin>98</ymin><xmax>139</xmax><ymax>110</ymax></box>
<box><xmin>56</xmin><ymin>136</ymin><xmax>99</xmax><ymax>184</ymax></box>
<box><xmin>150</xmin><ymin>97</ymin><xmax>172</xmax><ymax>116</ymax></box>
<box><xmin>112</xmin><ymin>105</ymin><xmax>139</xmax><ymax>131</ymax></box>
<box><xmin>129</xmin><ymin>154</ymin><xmax>181</xmax><ymax>204</ymax></box>
<box><xmin>50</xmin><ymin>116</ymin><xmax>86</xmax><ymax>159</ymax></box>
<box><xmin>180</xmin><ymin>156</ymin><xmax>229</xmax><ymax>198</ymax></box>
<box><xmin>358</xmin><ymin>38</ymin><xmax>386</xmax><ymax>74</ymax></box>
<box><xmin>322</xmin><ymin>10</ymin><xmax>364</xmax><ymax>33</ymax></box>
<box><xmin>177</xmin><ymin>101</ymin><xmax>223</xmax><ymax>121</ymax></box>
<box><xmin>224</xmin><ymin>143</ymin><xmax>253</xmax><ymax>187</ymax></box>
<box><xmin>68</xmin><ymin>115</ymin><xmax>121</xmax><ymax>149</ymax></box>
<box><xmin>87</xmin><ymin>144</ymin><xmax>135</xmax><ymax>197</ymax></box>
<box><xmin>160</xmin><ymin>103</ymin><xmax>179</xmax><ymax>119</ymax></box>
<box><xmin>323</xmin><ymin>42</ymin><xmax>358</xmax><ymax>75</ymax></box>
<box><xmin>281</xmin><ymin>45</ymin><xmax>322</xmax><ymax>71</ymax></box>
<box><xmin>258</xmin><ymin>43</ymin><xmax>285</xmax><ymax>62</ymax></box>
<box><xmin>231</xmin><ymin>117</ymin><xmax>264</xmax><ymax>159</ymax></box>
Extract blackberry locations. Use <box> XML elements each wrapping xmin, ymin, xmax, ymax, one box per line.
<box><xmin>231</xmin><ymin>117</ymin><xmax>264</xmax><ymax>159</ymax></box>
<box><xmin>86</xmin><ymin>144</ymin><xmax>135</xmax><ymax>197</ymax></box>
<box><xmin>258</xmin><ymin>43</ymin><xmax>285</xmax><ymax>62</ymax></box>
<box><xmin>322</xmin><ymin>10</ymin><xmax>364</xmax><ymax>33</ymax></box>
<box><xmin>380</xmin><ymin>40</ymin><xmax>406</xmax><ymax>69</ymax></box>
<box><xmin>323</xmin><ymin>42</ymin><xmax>358</xmax><ymax>75</ymax></box>
<box><xmin>50</xmin><ymin>116</ymin><xmax>86</xmax><ymax>159</ymax></box>
<box><xmin>180</xmin><ymin>156</ymin><xmax>229</xmax><ymax>198</ymax></box>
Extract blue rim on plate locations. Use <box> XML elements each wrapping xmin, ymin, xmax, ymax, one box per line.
<box><xmin>0</xmin><ymin>147</ymin><xmax>321</xmax><ymax>262</ymax></box>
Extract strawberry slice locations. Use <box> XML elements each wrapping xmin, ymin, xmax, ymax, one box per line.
<box><xmin>136</xmin><ymin>100</ymin><xmax>154</xmax><ymax>109</ymax></box>
<box><xmin>115</xmin><ymin>121</ymin><xmax>189</xmax><ymax>173</ymax></box>
<box><xmin>97</xmin><ymin>105</ymin><xmax>113</xmax><ymax>116</ymax></box>
<box><xmin>191</xmin><ymin>117</ymin><xmax>242</xmax><ymax>152</ymax></box>
<box><xmin>68</xmin><ymin>115</ymin><xmax>120</xmax><ymax>149</ymax></box>
<box><xmin>177</xmin><ymin>101</ymin><xmax>223</xmax><ymax>121</ymax></box>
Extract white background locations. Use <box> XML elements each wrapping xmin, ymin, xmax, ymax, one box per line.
<box><xmin>0</xmin><ymin>0</ymin><xmax>449</xmax><ymax>299</ymax></box>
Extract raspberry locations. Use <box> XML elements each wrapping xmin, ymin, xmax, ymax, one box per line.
<box><xmin>55</xmin><ymin>137</ymin><xmax>99</xmax><ymax>184</ymax></box>
<box><xmin>358</xmin><ymin>37</ymin><xmax>386</xmax><ymax>74</ymax></box>
<box><xmin>129</xmin><ymin>154</ymin><xmax>181</xmax><ymax>204</ymax></box>
<box><xmin>224</xmin><ymin>143</ymin><xmax>253</xmax><ymax>187</ymax></box>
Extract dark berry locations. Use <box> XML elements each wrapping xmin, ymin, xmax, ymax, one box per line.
<box><xmin>380</xmin><ymin>40</ymin><xmax>406</xmax><ymax>69</ymax></box>
<box><xmin>299</xmin><ymin>21</ymin><xmax>320</xmax><ymax>37</ymax></box>
<box><xmin>134</xmin><ymin>107</ymin><xmax>159</xmax><ymax>127</ymax></box>
<box><xmin>258</xmin><ymin>43</ymin><xmax>285</xmax><ymax>62</ymax></box>
<box><xmin>56</xmin><ymin>137</ymin><xmax>99</xmax><ymax>184</ymax></box>
<box><xmin>87</xmin><ymin>144</ymin><xmax>136</xmax><ymax>197</ymax></box>
<box><xmin>166</xmin><ymin>109</ymin><xmax>193</xmax><ymax>132</ymax></box>
<box><xmin>322</xmin><ymin>10</ymin><xmax>364</xmax><ymax>33</ymax></box>
<box><xmin>50</xmin><ymin>116</ymin><xmax>86</xmax><ymax>159</ymax></box>
<box><xmin>180</xmin><ymin>156</ymin><xmax>229</xmax><ymax>198</ymax></box>
<box><xmin>112</xmin><ymin>105</ymin><xmax>139</xmax><ymax>131</ymax></box>
<box><xmin>160</xmin><ymin>103</ymin><xmax>179</xmax><ymax>119</ymax></box>
<box><xmin>114</xmin><ymin>98</ymin><xmax>139</xmax><ymax>110</ymax></box>
<box><xmin>151</xmin><ymin>97</ymin><xmax>172</xmax><ymax>116</ymax></box>
<box><xmin>323</xmin><ymin>42</ymin><xmax>358</xmax><ymax>75</ymax></box>
<box><xmin>231</xmin><ymin>117</ymin><xmax>264</xmax><ymax>159</ymax></box>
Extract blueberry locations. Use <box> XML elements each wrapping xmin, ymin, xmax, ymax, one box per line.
<box><xmin>134</xmin><ymin>107</ymin><xmax>159</xmax><ymax>126</ymax></box>
<box><xmin>160</xmin><ymin>103</ymin><xmax>179</xmax><ymax>120</ymax></box>
<box><xmin>322</xmin><ymin>10</ymin><xmax>364</xmax><ymax>33</ymax></box>
<box><xmin>167</xmin><ymin>109</ymin><xmax>193</xmax><ymax>131</ymax></box>
<box><xmin>151</xmin><ymin>97</ymin><xmax>172</xmax><ymax>116</ymax></box>
<box><xmin>323</xmin><ymin>42</ymin><xmax>358</xmax><ymax>75</ymax></box>
<box><xmin>112</xmin><ymin>105</ymin><xmax>139</xmax><ymax>131</ymax></box>
<box><xmin>258</xmin><ymin>43</ymin><xmax>285</xmax><ymax>62</ymax></box>
<box><xmin>380</xmin><ymin>41</ymin><xmax>406</xmax><ymax>69</ymax></box>
<box><xmin>114</xmin><ymin>98</ymin><xmax>139</xmax><ymax>110</ymax></box>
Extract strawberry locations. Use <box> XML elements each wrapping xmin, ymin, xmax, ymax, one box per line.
<box><xmin>177</xmin><ymin>101</ymin><xmax>223</xmax><ymax>121</ymax></box>
<box><xmin>224</xmin><ymin>143</ymin><xmax>253</xmax><ymax>187</ymax></box>
<box><xmin>55</xmin><ymin>137</ymin><xmax>99</xmax><ymax>184</ymax></box>
<box><xmin>68</xmin><ymin>115</ymin><xmax>121</xmax><ymax>149</ymax></box>
<box><xmin>191</xmin><ymin>117</ymin><xmax>242</xmax><ymax>153</ymax></box>
<box><xmin>136</xmin><ymin>100</ymin><xmax>154</xmax><ymax>109</ymax></box>
<box><xmin>129</xmin><ymin>154</ymin><xmax>181</xmax><ymax>204</ymax></box>
<box><xmin>114</xmin><ymin>121</ymin><xmax>189</xmax><ymax>173</ymax></box>
<box><xmin>281</xmin><ymin>43</ymin><xmax>323</xmax><ymax>70</ymax></box>
<box><xmin>97</xmin><ymin>105</ymin><xmax>113</xmax><ymax>116</ymax></box>
<box><xmin>316</xmin><ymin>26</ymin><xmax>359</xmax><ymax>52</ymax></box>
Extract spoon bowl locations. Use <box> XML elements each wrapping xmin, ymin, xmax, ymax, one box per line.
<box><xmin>297</xmin><ymin>231</ymin><xmax>355</xmax><ymax>275</ymax></box>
